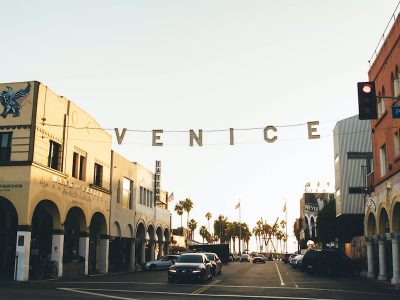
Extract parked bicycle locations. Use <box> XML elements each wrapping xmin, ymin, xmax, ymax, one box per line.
<box><xmin>33</xmin><ymin>256</ymin><xmax>58</xmax><ymax>280</ymax></box>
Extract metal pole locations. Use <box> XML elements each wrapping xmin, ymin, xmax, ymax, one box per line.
<box><xmin>239</xmin><ymin>200</ymin><xmax>241</xmax><ymax>254</ymax></box>
<box><xmin>285</xmin><ymin>202</ymin><xmax>288</xmax><ymax>253</ymax></box>
<box><xmin>220</xmin><ymin>215</ymin><xmax>222</xmax><ymax>244</ymax></box>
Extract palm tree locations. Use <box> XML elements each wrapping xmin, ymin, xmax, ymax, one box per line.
<box><xmin>214</xmin><ymin>215</ymin><xmax>228</xmax><ymax>243</ymax></box>
<box><xmin>252</xmin><ymin>226</ymin><xmax>260</xmax><ymax>253</ymax></box>
<box><xmin>276</xmin><ymin>230</ymin><xmax>283</xmax><ymax>253</ymax></box>
<box><xmin>262</xmin><ymin>222</ymin><xmax>275</xmax><ymax>253</ymax></box>
<box><xmin>188</xmin><ymin>219</ymin><xmax>198</xmax><ymax>241</ymax></box>
<box><xmin>241</xmin><ymin>223</ymin><xmax>251</xmax><ymax>250</ymax></box>
<box><xmin>258</xmin><ymin>220</ymin><xmax>264</xmax><ymax>251</ymax></box>
<box><xmin>199</xmin><ymin>226</ymin><xmax>208</xmax><ymax>243</ymax></box>
<box><xmin>280</xmin><ymin>220</ymin><xmax>287</xmax><ymax>252</ymax></box>
<box><xmin>205</xmin><ymin>212</ymin><xmax>212</xmax><ymax>233</ymax></box>
<box><xmin>229</xmin><ymin>222</ymin><xmax>240</xmax><ymax>254</ymax></box>
<box><xmin>182</xmin><ymin>198</ymin><xmax>193</xmax><ymax>228</ymax></box>
<box><xmin>174</xmin><ymin>202</ymin><xmax>184</xmax><ymax>228</ymax></box>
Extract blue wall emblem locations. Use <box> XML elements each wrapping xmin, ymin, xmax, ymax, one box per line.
<box><xmin>0</xmin><ymin>82</ymin><xmax>31</xmax><ymax>118</ymax></box>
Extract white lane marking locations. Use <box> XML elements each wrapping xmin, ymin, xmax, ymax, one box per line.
<box><xmin>59</xmin><ymin>288</ymin><xmax>137</xmax><ymax>300</ymax></box>
<box><xmin>55</xmin><ymin>282</ymin><xmax>400</xmax><ymax>297</ymax></box>
<box><xmin>275</xmin><ymin>262</ymin><xmax>285</xmax><ymax>286</ymax></box>
<box><xmin>59</xmin><ymin>287</ymin><xmax>337</xmax><ymax>300</ymax></box>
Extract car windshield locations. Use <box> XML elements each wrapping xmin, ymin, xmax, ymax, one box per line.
<box><xmin>177</xmin><ymin>255</ymin><xmax>203</xmax><ymax>263</ymax></box>
<box><xmin>205</xmin><ymin>254</ymin><xmax>215</xmax><ymax>261</ymax></box>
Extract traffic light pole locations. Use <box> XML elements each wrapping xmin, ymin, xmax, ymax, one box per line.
<box><xmin>377</xmin><ymin>96</ymin><xmax>400</xmax><ymax>100</ymax></box>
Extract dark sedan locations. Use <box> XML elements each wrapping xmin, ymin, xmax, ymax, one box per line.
<box><xmin>204</xmin><ymin>252</ymin><xmax>222</xmax><ymax>275</ymax></box>
<box><xmin>168</xmin><ymin>253</ymin><xmax>213</xmax><ymax>283</ymax></box>
<box><xmin>252</xmin><ymin>255</ymin><xmax>266</xmax><ymax>263</ymax></box>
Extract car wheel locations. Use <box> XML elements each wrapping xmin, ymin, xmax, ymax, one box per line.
<box><xmin>149</xmin><ymin>264</ymin><xmax>157</xmax><ymax>271</ymax></box>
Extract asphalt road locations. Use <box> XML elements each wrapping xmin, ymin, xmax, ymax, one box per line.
<box><xmin>1</xmin><ymin>261</ymin><xmax>400</xmax><ymax>300</ymax></box>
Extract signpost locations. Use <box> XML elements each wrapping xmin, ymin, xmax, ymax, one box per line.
<box><xmin>392</xmin><ymin>106</ymin><xmax>400</xmax><ymax>118</ymax></box>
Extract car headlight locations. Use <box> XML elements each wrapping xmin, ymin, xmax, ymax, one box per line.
<box><xmin>169</xmin><ymin>266</ymin><xmax>176</xmax><ymax>272</ymax></box>
<box><xmin>193</xmin><ymin>267</ymin><xmax>203</xmax><ymax>273</ymax></box>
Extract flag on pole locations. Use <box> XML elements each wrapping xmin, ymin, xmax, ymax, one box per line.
<box><xmin>283</xmin><ymin>203</ymin><xmax>286</xmax><ymax>212</ymax></box>
<box><xmin>167</xmin><ymin>192</ymin><xmax>174</xmax><ymax>202</ymax></box>
<box><xmin>234</xmin><ymin>202</ymin><xmax>240</xmax><ymax>209</ymax></box>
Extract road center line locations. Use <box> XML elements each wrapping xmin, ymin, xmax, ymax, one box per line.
<box><xmin>193</xmin><ymin>279</ymin><xmax>221</xmax><ymax>294</ymax></box>
<box><xmin>275</xmin><ymin>262</ymin><xmax>285</xmax><ymax>286</ymax></box>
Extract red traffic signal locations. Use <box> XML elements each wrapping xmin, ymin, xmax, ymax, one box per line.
<box><xmin>357</xmin><ymin>82</ymin><xmax>377</xmax><ymax>120</ymax></box>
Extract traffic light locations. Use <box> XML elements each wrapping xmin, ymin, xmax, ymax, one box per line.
<box><xmin>357</xmin><ymin>81</ymin><xmax>377</xmax><ymax>120</ymax></box>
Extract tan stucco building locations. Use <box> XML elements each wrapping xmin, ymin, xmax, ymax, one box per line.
<box><xmin>0</xmin><ymin>81</ymin><xmax>171</xmax><ymax>281</ymax></box>
<box><xmin>109</xmin><ymin>152</ymin><xmax>170</xmax><ymax>272</ymax></box>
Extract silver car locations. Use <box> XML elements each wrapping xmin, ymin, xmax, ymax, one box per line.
<box><xmin>146</xmin><ymin>255</ymin><xmax>179</xmax><ymax>271</ymax></box>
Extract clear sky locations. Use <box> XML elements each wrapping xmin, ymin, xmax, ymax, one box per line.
<box><xmin>1</xmin><ymin>0</ymin><xmax>398</xmax><ymax>252</ymax></box>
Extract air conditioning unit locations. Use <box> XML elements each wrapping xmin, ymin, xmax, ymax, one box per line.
<box><xmin>394</xmin><ymin>79</ymin><xmax>400</xmax><ymax>97</ymax></box>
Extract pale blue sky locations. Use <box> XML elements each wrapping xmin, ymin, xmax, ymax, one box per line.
<box><xmin>1</xmin><ymin>0</ymin><xmax>398</xmax><ymax>251</ymax></box>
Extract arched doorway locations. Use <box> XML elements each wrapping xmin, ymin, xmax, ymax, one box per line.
<box><xmin>136</xmin><ymin>222</ymin><xmax>146</xmax><ymax>265</ymax></box>
<box><xmin>378</xmin><ymin>208</ymin><xmax>392</xmax><ymax>280</ymax></box>
<box><xmin>63</xmin><ymin>207</ymin><xmax>87</xmax><ymax>276</ymax></box>
<box><xmin>30</xmin><ymin>200</ymin><xmax>61</xmax><ymax>279</ymax></box>
<box><xmin>303</xmin><ymin>216</ymin><xmax>310</xmax><ymax>241</ymax></box>
<box><xmin>392</xmin><ymin>202</ymin><xmax>400</xmax><ymax>232</ymax></box>
<box><xmin>366</xmin><ymin>213</ymin><xmax>377</xmax><ymax>236</ymax></box>
<box><xmin>0</xmin><ymin>197</ymin><xmax>17</xmax><ymax>279</ymax></box>
<box><xmin>88</xmin><ymin>212</ymin><xmax>107</xmax><ymax>274</ymax></box>
<box><xmin>109</xmin><ymin>221</ymin><xmax>126</xmax><ymax>272</ymax></box>
<box><xmin>310</xmin><ymin>217</ymin><xmax>316</xmax><ymax>239</ymax></box>
<box><xmin>156</xmin><ymin>226</ymin><xmax>163</xmax><ymax>259</ymax></box>
<box><xmin>147</xmin><ymin>224</ymin><xmax>155</xmax><ymax>262</ymax></box>
<box><xmin>163</xmin><ymin>228</ymin><xmax>170</xmax><ymax>255</ymax></box>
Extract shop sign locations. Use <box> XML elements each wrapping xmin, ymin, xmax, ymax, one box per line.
<box><xmin>154</xmin><ymin>160</ymin><xmax>161</xmax><ymax>204</ymax></box>
<box><xmin>0</xmin><ymin>183</ymin><xmax>22</xmax><ymax>192</ymax></box>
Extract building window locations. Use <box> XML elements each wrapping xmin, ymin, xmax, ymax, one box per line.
<box><xmin>378</xmin><ymin>87</ymin><xmax>386</xmax><ymax>118</ymax></box>
<box><xmin>117</xmin><ymin>180</ymin><xmax>121</xmax><ymax>203</ymax></box>
<box><xmin>122</xmin><ymin>177</ymin><xmax>133</xmax><ymax>209</ymax></box>
<box><xmin>140</xmin><ymin>187</ymin><xmax>144</xmax><ymax>205</ymax></box>
<box><xmin>72</xmin><ymin>152</ymin><xmax>87</xmax><ymax>180</ymax></box>
<box><xmin>0</xmin><ymin>132</ymin><xmax>12</xmax><ymax>162</ymax></box>
<box><xmin>48</xmin><ymin>140</ymin><xmax>62</xmax><ymax>171</ymax></box>
<box><xmin>150</xmin><ymin>191</ymin><xmax>153</xmax><ymax>208</ymax></box>
<box><xmin>395</xmin><ymin>130</ymin><xmax>400</xmax><ymax>158</ymax></box>
<box><xmin>380</xmin><ymin>144</ymin><xmax>388</xmax><ymax>177</ymax></box>
<box><xmin>94</xmin><ymin>163</ymin><xmax>103</xmax><ymax>187</ymax></box>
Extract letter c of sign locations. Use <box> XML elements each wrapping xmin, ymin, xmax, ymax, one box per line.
<box><xmin>264</xmin><ymin>126</ymin><xmax>277</xmax><ymax>143</ymax></box>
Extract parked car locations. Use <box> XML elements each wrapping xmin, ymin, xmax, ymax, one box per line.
<box><xmin>168</xmin><ymin>253</ymin><xmax>212</xmax><ymax>283</ymax></box>
<box><xmin>146</xmin><ymin>255</ymin><xmax>179</xmax><ymax>271</ymax></box>
<box><xmin>288</xmin><ymin>253</ymin><xmax>298</xmax><ymax>265</ymax></box>
<box><xmin>281</xmin><ymin>253</ymin><xmax>292</xmax><ymax>264</ymax></box>
<box><xmin>240</xmin><ymin>254</ymin><xmax>250</xmax><ymax>262</ymax></box>
<box><xmin>266</xmin><ymin>254</ymin><xmax>274</xmax><ymax>261</ymax></box>
<box><xmin>204</xmin><ymin>252</ymin><xmax>222</xmax><ymax>275</ymax></box>
<box><xmin>290</xmin><ymin>254</ymin><xmax>303</xmax><ymax>269</ymax></box>
<box><xmin>302</xmin><ymin>249</ymin><xmax>360</xmax><ymax>275</ymax></box>
<box><xmin>252</xmin><ymin>255</ymin><xmax>266</xmax><ymax>264</ymax></box>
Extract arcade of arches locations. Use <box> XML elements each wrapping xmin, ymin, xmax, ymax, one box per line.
<box><xmin>0</xmin><ymin>197</ymin><xmax>170</xmax><ymax>281</ymax></box>
<box><xmin>365</xmin><ymin>200</ymin><xmax>400</xmax><ymax>285</ymax></box>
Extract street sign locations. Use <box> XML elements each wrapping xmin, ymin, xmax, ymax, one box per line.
<box><xmin>392</xmin><ymin>106</ymin><xmax>400</xmax><ymax>118</ymax></box>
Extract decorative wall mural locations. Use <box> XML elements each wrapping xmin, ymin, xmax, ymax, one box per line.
<box><xmin>0</xmin><ymin>82</ymin><xmax>31</xmax><ymax>118</ymax></box>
